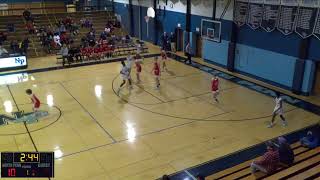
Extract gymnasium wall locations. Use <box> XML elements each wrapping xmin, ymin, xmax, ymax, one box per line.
<box><xmin>114</xmin><ymin>0</ymin><xmax>212</xmax><ymax>43</ymax></box>
<box><xmin>114</xmin><ymin>0</ymin><xmax>317</xmax><ymax>95</ymax></box>
<box><xmin>202</xmin><ymin>1</ymin><xmax>317</xmax><ymax>94</ymax></box>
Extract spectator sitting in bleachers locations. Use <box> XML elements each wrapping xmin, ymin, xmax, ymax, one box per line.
<box><xmin>42</xmin><ymin>34</ymin><xmax>53</xmax><ymax>53</ymax></box>
<box><xmin>23</xmin><ymin>9</ymin><xmax>33</xmax><ymax>22</ymax></box>
<box><xmin>100</xmin><ymin>31</ymin><xmax>107</xmax><ymax>41</ymax></box>
<box><xmin>39</xmin><ymin>30</ymin><xmax>47</xmax><ymax>44</ymax></box>
<box><xmin>0</xmin><ymin>31</ymin><xmax>7</xmax><ymax>44</ymax></box>
<box><xmin>87</xmin><ymin>32</ymin><xmax>96</xmax><ymax>47</ymax></box>
<box><xmin>250</xmin><ymin>141</ymin><xmax>279</xmax><ymax>175</ymax></box>
<box><xmin>80</xmin><ymin>18</ymin><xmax>86</xmax><ymax>28</ymax></box>
<box><xmin>84</xmin><ymin>18</ymin><xmax>93</xmax><ymax>28</ymax></box>
<box><xmin>105</xmin><ymin>26</ymin><xmax>111</xmax><ymax>34</ymax></box>
<box><xmin>60</xmin><ymin>32</ymin><xmax>68</xmax><ymax>44</ymax></box>
<box><xmin>38</xmin><ymin>25</ymin><xmax>46</xmax><ymax>34</ymax></box>
<box><xmin>114</xmin><ymin>20</ymin><xmax>121</xmax><ymax>28</ymax></box>
<box><xmin>7</xmin><ymin>23</ymin><xmax>15</xmax><ymax>33</ymax></box>
<box><xmin>0</xmin><ymin>45</ymin><xmax>8</xmax><ymax>57</ymax></box>
<box><xmin>276</xmin><ymin>137</ymin><xmax>294</xmax><ymax>166</ymax></box>
<box><xmin>59</xmin><ymin>43</ymin><xmax>69</xmax><ymax>66</ymax></box>
<box><xmin>10</xmin><ymin>39</ymin><xmax>19</xmax><ymax>54</ymax></box>
<box><xmin>21</xmin><ymin>37</ymin><xmax>30</xmax><ymax>55</ymax></box>
<box><xmin>121</xmin><ymin>34</ymin><xmax>132</xmax><ymax>44</ymax></box>
<box><xmin>54</xmin><ymin>33</ymin><xmax>62</xmax><ymax>47</ymax></box>
<box><xmin>69</xmin><ymin>22</ymin><xmax>79</xmax><ymax>36</ymax></box>
<box><xmin>59</xmin><ymin>24</ymin><xmax>66</xmax><ymax>34</ymax></box>
<box><xmin>300</xmin><ymin>130</ymin><xmax>319</xmax><ymax>149</ymax></box>
<box><xmin>63</xmin><ymin>16</ymin><xmax>73</xmax><ymax>29</ymax></box>
<box><xmin>69</xmin><ymin>45</ymin><xmax>81</xmax><ymax>62</ymax></box>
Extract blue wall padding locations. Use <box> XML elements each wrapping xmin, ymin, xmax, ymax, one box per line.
<box><xmin>234</xmin><ymin>43</ymin><xmax>296</xmax><ymax>88</ymax></box>
<box><xmin>203</xmin><ymin>40</ymin><xmax>229</xmax><ymax>67</ymax></box>
<box><xmin>189</xmin><ymin>32</ymin><xmax>197</xmax><ymax>55</ymax></box>
<box><xmin>302</xmin><ymin>60</ymin><xmax>316</xmax><ymax>94</ymax></box>
<box><xmin>292</xmin><ymin>59</ymin><xmax>306</xmax><ymax>93</ymax></box>
<box><xmin>176</xmin><ymin>28</ymin><xmax>183</xmax><ymax>51</ymax></box>
<box><xmin>183</xmin><ymin>31</ymin><xmax>188</xmax><ymax>51</ymax></box>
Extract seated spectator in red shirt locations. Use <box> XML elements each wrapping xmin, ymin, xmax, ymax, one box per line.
<box><xmin>251</xmin><ymin>141</ymin><xmax>279</xmax><ymax>175</ymax></box>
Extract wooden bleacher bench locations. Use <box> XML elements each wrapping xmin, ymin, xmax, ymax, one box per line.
<box><xmin>205</xmin><ymin>142</ymin><xmax>320</xmax><ymax>180</ymax></box>
<box><xmin>240</xmin><ymin>147</ymin><xmax>320</xmax><ymax>179</ymax></box>
<box><xmin>263</xmin><ymin>147</ymin><xmax>320</xmax><ymax>180</ymax></box>
<box><xmin>206</xmin><ymin>142</ymin><xmax>301</xmax><ymax>179</ymax></box>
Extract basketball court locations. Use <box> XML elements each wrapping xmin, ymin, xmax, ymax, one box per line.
<box><xmin>0</xmin><ymin>55</ymin><xmax>318</xmax><ymax>180</ymax></box>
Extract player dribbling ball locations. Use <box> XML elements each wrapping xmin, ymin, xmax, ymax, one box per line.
<box><xmin>117</xmin><ymin>61</ymin><xmax>132</xmax><ymax>94</ymax></box>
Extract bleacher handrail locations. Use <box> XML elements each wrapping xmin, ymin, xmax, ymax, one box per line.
<box><xmin>0</xmin><ymin>6</ymin><xmax>113</xmax><ymax>17</ymax></box>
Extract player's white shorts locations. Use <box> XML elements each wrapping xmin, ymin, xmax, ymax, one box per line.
<box><xmin>273</xmin><ymin>108</ymin><xmax>284</xmax><ymax>115</ymax></box>
<box><xmin>121</xmin><ymin>75</ymin><xmax>130</xmax><ymax>80</ymax></box>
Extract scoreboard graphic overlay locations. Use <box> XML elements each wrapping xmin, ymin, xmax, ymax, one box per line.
<box><xmin>1</xmin><ymin>152</ymin><xmax>54</xmax><ymax>178</ymax></box>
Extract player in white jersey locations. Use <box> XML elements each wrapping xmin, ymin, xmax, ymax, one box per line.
<box><xmin>268</xmin><ymin>92</ymin><xmax>287</xmax><ymax>128</ymax></box>
<box><xmin>126</xmin><ymin>54</ymin><xmax>133</xmax><ymax>73</ymax></box>
<box><xmin>117</xmin><ymin>61</ymin><xmax>132</xmax><ymax>94</ymax></box>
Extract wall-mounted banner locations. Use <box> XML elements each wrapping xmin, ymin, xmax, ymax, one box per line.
<box><xmin>261</xmin><ymin>0</ymin><xmax>280</xmax><ymax>32</ymax></box>
<box><xmin>277</xmin><ymin>0</ymin><xmax>299</xmax><ymax>35</ymax></box>
<box><xmin>234</xmin><ymin>0</ymin><xmax>249</xmax><ymax>26</ymax></box>
<box><xmin>313</xmin><ymin>9</ymin><xmax>320</xmax><ymax>40</ymax></box>
<box><xmin>295</xmin><ymin>0</ymin><xmax>318</xmax><ymax>38</ymax></box>
<box><xmin>247</xmin><ymin>0</ymin><xmax>264</xmax><ymax>29</ymax></box>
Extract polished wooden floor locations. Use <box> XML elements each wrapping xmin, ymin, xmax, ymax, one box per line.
<box><xmin>0</xmin><ymin>57</ymin><xmax>319</xmax><ymax>180</ymax></box>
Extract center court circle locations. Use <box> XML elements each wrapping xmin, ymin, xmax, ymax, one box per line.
<box><xmin>0</xmin><ymin>103</ymin><xmax>62</xmax><ymax>136</ymax></box>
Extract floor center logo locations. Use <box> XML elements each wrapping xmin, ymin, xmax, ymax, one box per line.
<box><xmin>0</xmin><ymin>111</ymin><xmax>49</xmax><ymax>126</ymax></box>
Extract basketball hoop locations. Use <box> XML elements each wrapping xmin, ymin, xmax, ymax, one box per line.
<box><xmin>145</xmin><ymin>7</ymin><xmax>155</xmax><ymax>38</ymax></box>
<box><xmin>147</xmin><ymin>7</ymin><xmax>155</xmax><ymax>18</ymax></box>
<box><xmin>144</xmin><ymin>16</ymin><xmax>149</xmax><ymax>23</ymax></box>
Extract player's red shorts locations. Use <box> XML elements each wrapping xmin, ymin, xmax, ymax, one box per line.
<box><xmin>34</xmin><ymin>101</ymin><xmax>40</xmax><ymax>109</ymax></box>
<box><xmin>136</xmin><ymin>63</ymin><xmax>142</xmax><ymax>73</ymax></box>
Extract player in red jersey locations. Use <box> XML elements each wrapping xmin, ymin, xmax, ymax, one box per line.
<box><xmin>151</xmin><ymin>57</ymin><xmax>161</xmax><ymax>89</ymax></box>
<box><xmin>134</xmin><ymin>53</ymin><xmax>142</xmax><ymax>83</ymax></box>
<box><xmin>160</xmin><ymin>50</ymin><xmax>168</xmax><ymax>71</ymax></box>
<box><xmin>211</xmin><ymin>75</ymin><xmax>219</xmax><ymax>102</ymax></box>
<box><xmin>26</xmin><ymin>89</ymin><xmax>40</xmax><ymax>112</ymax></box>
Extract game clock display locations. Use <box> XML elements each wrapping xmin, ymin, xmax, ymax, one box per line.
<box><xmin>1</xmin><ymin>152</ymin><xmax>54</xmax><ymax>178</ymax></box>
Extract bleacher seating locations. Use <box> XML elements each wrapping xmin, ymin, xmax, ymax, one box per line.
<box><xmin>206</xmin><ymin>142</ymin><xmax>320</xmax><ymax>180</ymax></box>
<box><xmin>0</xmin><ymin>7</ymin><xmax>148</xmax><ymax>61</ymax></box>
